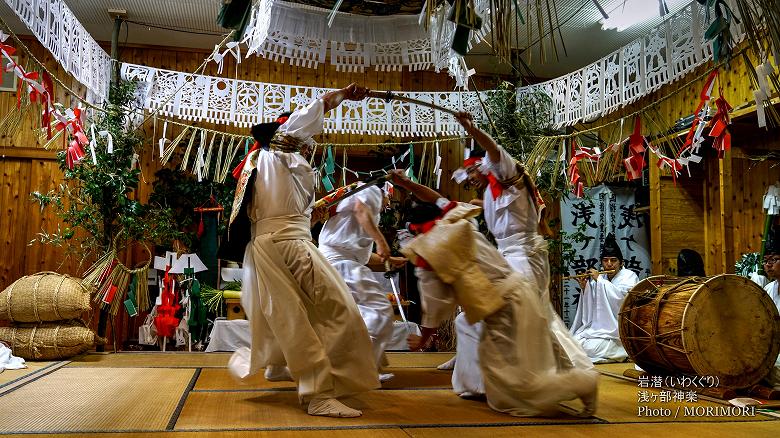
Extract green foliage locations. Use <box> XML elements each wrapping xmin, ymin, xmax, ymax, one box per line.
<box><xmin>479</xmin><ymin>81</ymin><xmax>567</xmax><ymax>198</ymax></box>
<box><xmin>30</xmin><ymin>81</ymin><xmax>181</xmax><ymax>263</ymax></box>
<box><xmin>481</xmin><ymin>82</ymin><xmax>549</xmax><ymax>157</ymax></box>
<box><xmin>534</xmin><ymin>159</ymin><xmax>573</xmax><ymax>201</ymax></box>
<box><xmin>547</xmin><ymin>222</ymin><xmax>590</xmax><ymax>275</ymax></box>
<box><xmin>222</xmin><ymin>280</ymin><xmax>242</xmax><ymax>291</ymax></box>
<box><xmin>149</xmin><ymin>168</ymin><xmax>236</xmax><ymax>250</ymax></box>
<box><xmin>735</xmin><ymin>252</ymin><xmax>762</xmax><ymax>277</ymax></box>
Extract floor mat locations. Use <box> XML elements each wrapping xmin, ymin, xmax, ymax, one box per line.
<box><xmin>405</xmin><ymin>421</ymin><xmax>778</xmax><ymax>438</ymax></box>
<box><xmin>385</xmin><ymin>352</ymin><xmax>455</xmax><ymax>368</ymax></box>
<box><xmin>67</xmin><ymin>352</ymin><xmax>230</xmax><ymax>368</ymax></box>
<box><xmin>0</xmin><ymin>361</ymin><xmax>58</xmax><ymax>387</ymax></box>
<box><xmin>193</xmin><ymin>367</ymin><xmax>454</xmax><ymax>392</ymax></box>
<box><xmin>594</xmin><ymin>362</ymin><xmax>635</xmax><ymax>377</ymax></box>
<box><xmin>0</xmin><ymin>429</ymin><xmax>410</xmax><ymax>438</ymax></box>
<box><xmin>562</xmin><ymin>375</ymin><xmax>776</xmax><ymax>423</ymax></box>
<box><xmin>0</xmin><ymin>367</ymin><xmax>194</xmax><ymax>433</ymax></box>
<box><xmin>65</xmin><ymin>352</ymin><xmax>453</xmax><ymax>369</ymax></box>
<box><xmin>174</xmin><ymin>389</ymin><xmax>597</xmax><ymax>430</ymax></box>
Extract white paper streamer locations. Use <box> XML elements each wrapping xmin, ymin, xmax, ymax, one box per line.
<box><xmin>158</xmin><ymin>121</ymin><xmax>168</xmax><ymax>158</ymax></box>
<box><xmin>88</xmin><ymin>124</ymin><xmax>98</xmax><ymax>165</ymax></box>
<box><xmin>98</xmin><ymin>130</ymin><xmax>113</xmax><ymax>154</ymax></box>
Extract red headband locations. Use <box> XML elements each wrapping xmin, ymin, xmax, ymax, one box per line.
<box><xmin>276</xmin><ymin>115</ymin><xmax>289</xmax><ymax>125</ymax></box>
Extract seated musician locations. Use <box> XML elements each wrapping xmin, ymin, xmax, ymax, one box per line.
<box><xmin>762</xmin><ymin>227</ymin><xmax>780</xmax><ymax>389</ymax></box>
<box><xmin>569</xmin><ymin>234</ymin><xmax>638</xmax><ymax>363</ymax></box>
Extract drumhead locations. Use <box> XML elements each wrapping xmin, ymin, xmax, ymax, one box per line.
<box><xmin>683</xmin><ymin>275</ymin><xmax>780</xmax><ymax>388</ymax></box>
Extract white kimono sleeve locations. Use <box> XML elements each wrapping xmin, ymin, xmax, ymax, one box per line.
<box><xmin>276</xmin><ymin>99</ymin><xmax>325</xmax><ymax>141</ymax></box>
<box><xmin>338</xmin><ymin>185</ymin><xmax>383</xmax><ymax>218</ymax></box>
<box><xmin>480</xmin><ymin>146</ymin><xmax>518</xmax><ymax>180</ymax></box>
<box><xmin>415</xmin><ymin>267</ymin><xmax>457</xmax><ymax>329</ymax></box>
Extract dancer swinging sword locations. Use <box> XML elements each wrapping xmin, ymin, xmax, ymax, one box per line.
<box><xmin>390</xmin><ymin>170</ymin><xmax>599</xmax><ymax>417</ymax></box>
<box><xmin>223</xmin><ymin>84</ymin><xmax>380</xmax><ymax>418</ymax></box>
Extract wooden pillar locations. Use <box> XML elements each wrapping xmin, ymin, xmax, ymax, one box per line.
<box><xmin>649</xmin><ymin>160</ymin><xmax>662</xmax><ymax>275</ymax></box>
<box><xmin>110</xmin><ymin>16</ymin><xmax>123</xmax><ymax>86</ymax></box>
<box><xmin>718</xmin><ymin>151</ymin><xmax>734</xmax><ymax>273</ymax></box>
<box><xmin>703</xmin><ymin>158</ymin><xmax>717</xmax><ymax>274</ymax></box>
<box><xmin>441</xmin><ymin>138</ymin><xmax>467</xmax><ymax>201</ymax></box>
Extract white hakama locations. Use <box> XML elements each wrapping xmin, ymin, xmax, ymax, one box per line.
<box><xmin>407</xmin><ymin>208</ymin><xmax>598</xmax><ymax>417</ymax></box>
<box><xmin>453</xmin><ymin>147</ymin><xmax>593</xmax><ymax>396</ymax></box>
<box><xmin>229</xmin><ymin>99</ymin><xmax>378</xmax><ymax>403</ymax></box>
<box><xmin>763</xmin><ymin>280</ymin><xmax>780</xmax><ymax>388</ymax></box>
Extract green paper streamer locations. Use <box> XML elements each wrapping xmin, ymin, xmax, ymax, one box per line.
<box><xmin>405</xmin><ymin>144</ymin><xmax>418</xmax><ymax>183</ymax></box>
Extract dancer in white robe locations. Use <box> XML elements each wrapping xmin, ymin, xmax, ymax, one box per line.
<box><xmin>393</xmin><ymin>171</ymin><xmax>598</xmax><ymax>417</ymax></box>
<box><xmin>569</xmin><ymin>234</ymin><xmax>638</xmax><ymax>363</ymax></box>
<box><xmin>318</xmin><ymin>183</ymin><xmax>403</xmax><ymax>381</ymax></box>
<box><xmin>447</xmin><ymin>112</ymin><xmax>592</xmax><ymax>397</ymax></box>
<box><xmin>225</xmin><ymin>84</ymin><xmax>379</xmax><ymax>418</ymax></box>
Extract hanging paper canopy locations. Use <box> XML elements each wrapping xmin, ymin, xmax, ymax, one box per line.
<box><xmin>287</xmin><ymin>1</ymin><xmax>426</xmax><ymax>16</ymax></box>
<box><xmin>241</xmin><ymin>0</ymin><xmax>491</xmax><ymax>87</ymax></box>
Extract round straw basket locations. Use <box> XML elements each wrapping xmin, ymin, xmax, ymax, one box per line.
<box><xmin>0</xmin><ymin>272</ymin><xmax>91</xmax><ymax>323</ymax></box>
<box><xmin>0</xmin><ymin>320</ymin><xmax>102</xmax><ymax>360</ymax></box>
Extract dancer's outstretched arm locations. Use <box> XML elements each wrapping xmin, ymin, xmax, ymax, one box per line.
<box><xmin>321</xmin><ymin>83</ymin><xmax>369</xmax><ymax>113</ymax></box>
<box><xmin>354</xmin><ymin>200</ymin><xmax>391</xmax><ymax>261</ymax></box>
<box><xmin>389</xmin><ymin>170</ymin><xmax>443</xmax><ymax>203</ymax></box>
<box><xmin>454</xmin><ymin>111</ymin><xmax>500</xmax><ymax>164</ymax></box>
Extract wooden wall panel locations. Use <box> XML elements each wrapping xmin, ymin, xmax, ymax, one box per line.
<box><xmin>0</xmin><ymin>159</ymin><xmax>29</xmax><ymax>288</ymax></box>
<box><xmin>660</xmin><ymin>176</ymin><xmax>706</xmax><ymax>275</ymax></box>
<box><xmin>651</xmin><ymin>141</ymin><xmax>778</xmax><ymax>277</ymax></box>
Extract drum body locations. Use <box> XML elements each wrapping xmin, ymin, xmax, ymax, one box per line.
<box><xmin>619</xmin><ymin>274</ymin><xmax>780</xmax><ymax>388</ymax></box>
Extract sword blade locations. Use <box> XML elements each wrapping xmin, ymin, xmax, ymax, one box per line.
<box><xmin>386</xmin><ymin>271</ymin><xmax>410</xmax><ymax>335</ymax></box>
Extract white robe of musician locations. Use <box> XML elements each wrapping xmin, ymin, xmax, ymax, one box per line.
<box><xmin>763</xmin><ymin>280</ymin><xmax>780</xmax><ymax>388</ymax></box>
<box><xmin>228</xmin><ymin>99</ymin><xmax>379</xmax><ymax>402</ymax></box>
<box><xmin>319</xmin><ymin>185</ymin><xmax>394</xmax><ymax>369</ymax></box>
<box><xmin>409</xmin><ymin>208</ymin><xmax>598</xmax><ymax>417</ymax></box>
<box><xmin>452</xmin><ymin>146</ymin><xmax>594</xmax><ymax>396</ymax></box>
<box><xmin>569</xmin><ymin>267</ymin><xmax>638</xmax><ymax>363</ymax></box>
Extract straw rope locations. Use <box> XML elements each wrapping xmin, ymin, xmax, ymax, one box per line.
<box><xmin>82</xmin><ymin>235</ymin><xmax>153</xmax><ymax>315</ymax></box>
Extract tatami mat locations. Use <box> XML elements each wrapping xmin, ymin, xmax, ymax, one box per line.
<box><xmin>65</xmin><ymin>352</ymin><xmax>451</xmax><ymax>369</ymax></box>
<box><xmin>594</xmin><ymin>362</ymin><xmax>635</xmax><ymax>377</ymax></box>
<box><xmin>0</xmin><ymin>430</ymin><xmax>410</xmax><ymax>438</ymax></box>
<box><xmin>67</xmin><ymin>352</ymin><xmax>231</xmax><ymax>368</ymax></box>
<box><xmin>405</xmin><ymin>422</ymin><xmax>778</xmax><ymax>438</ymax></box>
<box><xmin>0</xmin><ymin>422</ymin><xmax>774</xmax><ymax>438</ymax></box>
<box><xmin>193</xmin><ymin>367</ymin><xmax>453</xmax><ymax>391</ymax></box>
<box><xmin>194</xmin><ymin>368</ymin><xmax>296</xmax><ymax>391</ymax></box>
<box><xmin>562</xmin><ymin>375</ymin><xmax>775</xmax><ymax>423</ymax></box>
<box><xmin>379</xmin><ymin>367</ymin><xmax>453</xmax><ymax>389</ymax></box>
<box><xmin>0</xmin><ymin>367</ymin><xmax>194</xmax><ymax>433</ymax></box>
<box><xmin>2</xmin><ymin>351</ymin><xmax>777</xmax><ymax>435</ymax></box>
<box><xmin>385</xmin><ymin>352</ymin><xmax>454</xmax><ymax>368</ymax></box>
<box><xmin>174</xmin><ymin>389</ymin><xmax>597</xmax><ymax>430</ymax></box>
<box><xmin>0</xmin><ymin>361</ymin><xmax>57</xmax><ymax>387</ymax></box>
